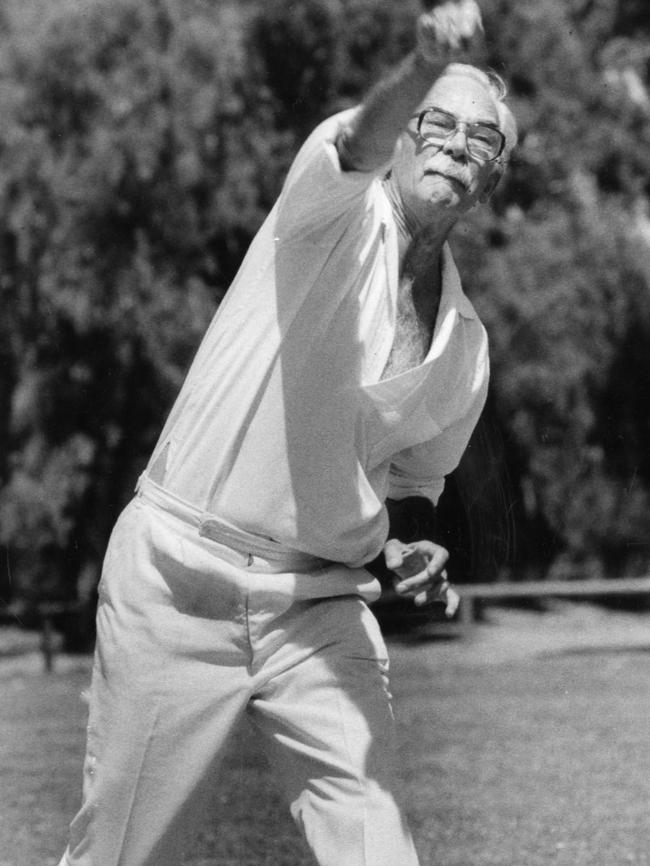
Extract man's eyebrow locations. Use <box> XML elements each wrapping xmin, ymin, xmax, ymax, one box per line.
<box><xmin>419</xmin><ymin>106</ymin><xmax>500</xmax><ymax>128</ymax></box>
<box><xmin>474</xmin><ymin>118</ymin><xmax>501</xmax><ymax>128</ymax></box>
<box><xmin>458</xmin><ymin>113</ymin><xmax>501</xmax><ymax>128</ymax></box>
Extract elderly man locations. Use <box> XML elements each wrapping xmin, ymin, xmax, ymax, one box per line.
<box><xmin>59</xmin><ymin>2</ymin><xmax>516</xmax><ymax>865</ymax></box>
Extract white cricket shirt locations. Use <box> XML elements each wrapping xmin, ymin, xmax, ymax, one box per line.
<box><xmin>146</xmin><ymin>109</ymin><xmax>489</xmax><ymax>568</ymax></box>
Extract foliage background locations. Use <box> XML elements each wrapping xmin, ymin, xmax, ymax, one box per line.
<box><xmin>1</xmin><ymin>0</ymin><xmax>649</xmax><ymax>645</ymax></box>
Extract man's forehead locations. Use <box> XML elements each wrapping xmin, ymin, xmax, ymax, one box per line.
<box><xmin>419</xmin><ymin>72</ymin><xmax>499</xmax><ymax>122</ymax></box>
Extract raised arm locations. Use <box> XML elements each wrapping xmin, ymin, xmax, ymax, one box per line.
<box><xmin>337</xmin><ymin>0</ymin><xmax>486</xmax><ymax>172</ymax></box>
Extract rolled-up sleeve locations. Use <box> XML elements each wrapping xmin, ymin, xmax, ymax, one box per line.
<box><xmin>388</xmin><ymin>379</ymin><xmax>488</xmax><ymax>507</ymax></box>
<box><xmin>274</xmin><ymin>107</ymin><xmax>396</xmax><ymax>239</ymax></box>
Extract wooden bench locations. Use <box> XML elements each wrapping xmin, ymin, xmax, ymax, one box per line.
<box><xmin>457</xmin><ymin>577</ymin><xmax>650</xmax><ymax>624</ymax></box>
<box><xmin>4</xmin><ymin>578</ymin><xmax>650</xmax><ymax>670</ymax></box>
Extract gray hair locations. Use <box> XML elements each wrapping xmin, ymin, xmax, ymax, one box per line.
<box><xmin>442</xmin><ymin>62</ymin><xmax>518</xmax><ymax>165</ymax></box>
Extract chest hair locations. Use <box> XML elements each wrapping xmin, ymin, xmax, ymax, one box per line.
<box><xmin>381</xmin><ymin>269</ymin><xmax>442</xmax><ymax>380</ymax></box>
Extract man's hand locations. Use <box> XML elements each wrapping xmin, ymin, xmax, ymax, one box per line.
<box><xmin>416</xmin><ymin>0</ymin><xmax>484</xmax><ymax>65</ymax></box>
<box><xmin>335</xmin><ymin>0</ymin><xmax>486</xmax><ymax>173</ymax></box>
<box><xmin>383</xmin><ymin>538</ymin><xmax>459</xmax><ymax>617</ymax></box>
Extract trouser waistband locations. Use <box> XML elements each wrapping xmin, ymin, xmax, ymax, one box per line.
<box><xmin>135</xmin><ymin>473</ymin><xmax>328</xmax><ymax>572</ymax></box>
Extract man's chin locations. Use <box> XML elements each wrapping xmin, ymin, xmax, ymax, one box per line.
<box><xmin>421</xmin><ymin>172</ymin><xmax>467</xmax><ymax>200</ymax></box>
<box><xmin>421</xmin><ymin>186</ymin><xmax>464</xmax><ymax>211</ymax></box>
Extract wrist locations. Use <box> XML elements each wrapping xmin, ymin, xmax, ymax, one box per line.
<box><xmin>413</xmin><ymin>40</ymin><xmax>447</xmax><ymax>74</ymax></box>
<box><xmin>412</xmin><ymin>46</ymin><xmax>447</xmax><ymax>78</ymax></box>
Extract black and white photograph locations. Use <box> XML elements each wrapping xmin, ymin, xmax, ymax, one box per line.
<box><xmin>1</xmin><ymin>1</ymin><xmax>649</xmax><ymax>864</ymax></box>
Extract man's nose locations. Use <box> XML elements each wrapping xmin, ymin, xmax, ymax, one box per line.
<box><xmin>441</xmin><ymin>129</ymin><xmax>468</xmax><ymax>159</ymax></box>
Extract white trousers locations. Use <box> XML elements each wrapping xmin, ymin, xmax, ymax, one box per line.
<box><xmin>59</xmin><ymin>487</ymin><xmax>420</xmax><ymax>866</ymax></box>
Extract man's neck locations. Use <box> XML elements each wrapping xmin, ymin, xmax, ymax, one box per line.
<box><xmin>378</xmin><ymin>174</ymin><xmax>455</xmax><ymax>379</ymax></box>
<box><xmin>398</xmin><ymin>229</ymin><xmax>446</xmax><ymax>336</ymax></box>
<box><xmin>380</xmin><ymin>260</ymin><xmax>443</xmax><ymax>379</ymax></box>
<box><xmin>382</xmin><ymin>174</ymin><xmax>455</xmax><ymax>277</ymax></box>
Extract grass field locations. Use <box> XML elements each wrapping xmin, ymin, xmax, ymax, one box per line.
<box><xmin>2</xmin><ymin>603</ymin><xmax>649</xmax><ymax>866</ymax></box>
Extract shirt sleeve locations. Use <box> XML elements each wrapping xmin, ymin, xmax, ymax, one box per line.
<box><xmin>387</xmin><ymin>379</ymin><xmax>489</xmax><ymax>507</ymax></box>
<box><xmin>273</xmin><ymin>108</ymin><xmax>390</xmax><ymax>238</ymax></box>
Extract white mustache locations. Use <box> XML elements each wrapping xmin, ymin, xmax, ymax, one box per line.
<box><xmin>424</xmin><ymin>166</ymin><xmax>472</xmax><ymax>190</ymax></box>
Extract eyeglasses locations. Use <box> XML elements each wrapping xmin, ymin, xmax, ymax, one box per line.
<box><xmin>416</xmin><ymin>107</ymin><xmax>505</xmax><ymax>162</ymax></box>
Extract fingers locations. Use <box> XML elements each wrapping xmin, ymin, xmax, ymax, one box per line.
<box><xmin>383</xmin><ymin>538</ymin><xmax>414</xmax><ymax>572</ymax></box>
<box><xmin>410</xmin><ymin>566</ymin><xmax>447</xmax><ymax>604</ymax></box>
<box><xmin>393</xmin><ymin>544</ymin><xmax>448</xmax><ymax>592</ymax></box>
<box><xmin>389</xmin><ymin>541</ymin><xmax>449</xmax><ymax>596</ymax></box>
<box><xmin>400</xmin><ymin>564</ymin><xmax>447</xmax><ymax>602</ymax></box>
<box><xmin>416</xmin><ymin>0</ymin><xmax>484</xmax><ymax>63</ymax></box>
<box><xmin>456</xmin><ymin>0</ymin><xmax>485</xmax><ymax>36</ymax></box>
<box><xmin>412</xmin><ymin>572</ymin><xmax>460</xmax><ymax>619</ymax></box>
<box><xmin>444</xmin><ymin>586</ymin><xmax>460</xmax><ymax>618</ymax></box>
<box><xmin>383</xmin><ymin>538</ymin><xmax>458</xmax><ymax>617</ymax></box>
